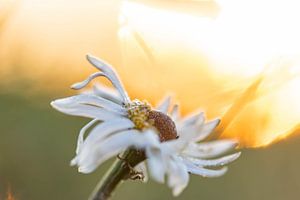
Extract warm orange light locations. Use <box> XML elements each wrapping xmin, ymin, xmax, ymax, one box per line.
<box><xmin>218</xmin><ymin>59</ymin><xmax>300</xmax><ymax>147</ymax></box>
<box><xmin>119</xmin><ymin>0</ymin><xmax>300</xmax><ymax>147</ymax></box>
<box><xmin>0</xmin><ymin>0</ymin><xmax>299</xmax><ymax>148</ymax></box>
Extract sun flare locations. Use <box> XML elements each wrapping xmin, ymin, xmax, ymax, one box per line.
<box><xmin>0</xmin><ymin>0</ymin><xmax>299</xmax><ymax>148</ymax></box>
<box><xmin>119</xmin><ymin>0</ymin><xmax>300</xmax><ymax>147</ymax></box>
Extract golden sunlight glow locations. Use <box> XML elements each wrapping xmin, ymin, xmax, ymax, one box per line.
<box><xmin>0</xmin><ymin>0</ymin><xmax>300</xmax><ymax>147</ymax></box>
<box><xmin>218</xmin><ymin>59</ymin><xmax>300</xmax><ymax>147</ymax></box>
<box><xmin>119</xmin><ymin>0</ymin><xmax>300</xmax><ymax>147</ymax></box>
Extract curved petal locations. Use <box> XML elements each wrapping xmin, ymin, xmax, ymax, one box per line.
<box><xmin>71</xmin><ymin>72</ymin><xmax>105</xmax><ymax>90</ymax></box>
<box><xmin>184</xmin><ymin>159</ymin><xmax>228</xmax><ymax>177</ymax></box>
<box><xmin>146</xmin><ymin>146</ymin><xmax>166</xmax><ymax>183</ymax></box>
<box><xmin>193</xmin><ymin>119</ymin><xmax>220</xmax><ymax>142</ymax></box>
<box><xmin>54</xmin><ymin>94</ymin><xmax>126</xmax><ymax>114</ymax></box>
<box><xmin>71</xmin><ymin>118</ymin><xmax>134</xmax><ymax>167</ymax></box>
<box><xmin>162</xmin><ymin>138</ymin><xmax>188</xmax><ymax>153</ymax></box>
<box><xmin>93</xmin><ymin>83</ymin><xmax>123</xmax><ymax>105</ymax></box>
<box><xmin>167</xmin><ymin>156</ymin><xmax>189</xmax><ymax>196</ymax></box>
<box><xmin>183</xmin><ymin>140</ymin><xmax>238</xmax><ymax>159</ymax></box>
<box><xmin>184</xmin><ymin>152</ymin><xmax>241</xmax><ymax>167</ymax></box>
<box><xmin>156</xmin><ymin>96</ymin><xmax>171</xmax><ymax>113</ymax></box>
<box><xmin>82</xmin><ymin>118</ymin><xmax>135</xmax><ymax>148</ymax></box>
<box><xmin>51</xmin><ymin>99</ymin><xmax>124</xmax><ymax>120</ymax></box>
<box><xmin>181</xmin><ymin>112</ymin><xmax>204</xmax><ymax>127</ymax></box>
<box><xmin>76</xmin><ymin>119</ymin><xmax>98</xmax><ymax>154</ymax></box>
<box><xmin>177</xmin><ymin>125</ymin><xmax>200</xmax><ymax>140</ymax></box>
<box><xmin>170</xmin><ymin>104</ymin><xmax>180</xmax><ymax>122</ymax></box>
<box><xmin>75</xmin><ymin>129</ymin><xmax>150</xmax><ymax>173</ymax></box>
<box><xmin>86</xmin><ymin>54</ymin><xmax>130</xmax><ymax>104</ymax></box>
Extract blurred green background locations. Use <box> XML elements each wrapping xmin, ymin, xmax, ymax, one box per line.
<box><xmin>1</xmin><ymin>0</ymin><xmax>300</xmax><ymax>199</ymax></box>
<box><xmin>1</xmin><ymin>90</ymin><xmax>300</xmax><ymax>200</ymax></box>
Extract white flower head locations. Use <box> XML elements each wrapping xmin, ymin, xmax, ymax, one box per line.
<box><xmin>51</xmin><ymin>54</ymin><xmax>240</xmax><ymax>196</ymax></box>
<box><xmin>145</xmin><ymin>97</ymin><xmax>241</xmax><ymax>195</ymax></box>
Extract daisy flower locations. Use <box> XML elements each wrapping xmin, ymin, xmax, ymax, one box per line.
<box><xmin>142</xmin><ymin>96</ymin><xmax>241</xmax><ymax>195</ymax></box>
<box><xmin>51</xmin><ymin>54</ymin><xmax>240</xmax><ymax>196</ymax></box>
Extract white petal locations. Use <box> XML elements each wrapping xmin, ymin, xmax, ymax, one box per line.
<box><xmin>82</xmin><ymin>118</ymin><xmax>135</xmax><ymax>148</ymax></box>
<box><xmin>178</xmin><ymin>118</ymin><xmax>220</xmax><ymax>142</ymax></box>
<box><xmin>184</xmin><ymin>152</ymin><xmax>241</xmax><ymax>167</ymax></box>
<box><xmin>188</xmin><ymin>166</ymin><xmax>228</xmax><ymax>178</ymax></box>
<box><xmin>143</xmin><ymin>129</ymin><xmax>162</xmax><ymax>147</ymax></box>
<box><xmin>72</xmin><ymin>118</ymin><xmax>134</xmax><ymax>167</ymax></box>
<box><xmin>181</xmin><ymin>112</ymin><xmax>204</xmax><ymax>126</ymax></box>
<box><xmin>93</xmin><ymin>83</ymin><xmax>123</xmax><ymax>105</ymax></box>
<box><xmin>156</xmin><ymin>96</ymin><xmax>171</xmax><ymax>113</ymax></box>
<box><xmin>162</xmin><ymin>138</ymin><xmax>188</xmax><ymax>153</ymax></box>
<box><xmin>55</xmin><ymin>94</ymin><xmax>125</xmax><ymax>114</ymax></box>
<box><xmin>76</xmin><ymin>130</ymin><xmax>150</xmax><ymax>173</ymax></box>
<box><xmin>76</xmin><ymin>119</ymin><xmax>98</xmax><ymax>154</ymax></box>
<box><xmin>86</xmin><ymin>54</ymin><xmax>130</xmax><ymax>103</ymax></box>
<box><xmin>78</xmin><ymin>94</ymin><xmax>125</xmax><ymax>113</ymax></box>
<box><xmin>71</xmin><ymin>72</ymin><xmax>105</xmax><ymax>90</ymax></box>
<box><xmin>183</xmin><ymin>140</ymin><xmax>238</xmax><ymax>159</ymax></box>
<box><xmin>170</xmin><ymin>104</ymin><xmax>180</xmax><ymax>122</ymax></box>
<box><xmin>177</xmin><ymin>125</ymin><xmax>200</xmax><ymax>140</ymax></box>
<box><xmin>146</xmin><ymin>147</ymin><xmax>166</xmax><ymax>183</ymax></box>
<box><xmin>51</xmin><ymin>99</ymin><xmax>123</xmax><ymax>120</ymax></box>
<box><xmin>194</xmin><ymin>119</ymin><xmax>220</xmax><ymax>141</ymax></box>
<box><xmin>167</xmin><ymin>156</ymin><xmax>189</xmax><ymax>196</ymax></box>
<box><xmin>184</xmin><ymin>159</ymin><xmax>228</xmax><ymax>177</ymax></box>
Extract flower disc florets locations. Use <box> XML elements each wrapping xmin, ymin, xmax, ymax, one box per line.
<box><xmin>126</xmin><ymin>99</ymin><xmax>152</xmax><ymax>130</ymax></box>
<box><xmin>126</xmin><ymin>99</ymin><xmax>177</xmax><ymax>141</ymax></box>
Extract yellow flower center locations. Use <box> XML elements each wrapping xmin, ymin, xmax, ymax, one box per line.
<box><xmin>126</xmin><ymin>99</ymin><xmax>152</xmax><ymax>130</ymax></box>
<box><xmin>126</xmin><ymin>99</ymin><xmax>178</xmax><ymax>141</ymax></box>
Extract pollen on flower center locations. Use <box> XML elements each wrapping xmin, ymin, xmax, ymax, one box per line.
<box><xmin>126</xmin><ymin>99</ymin><xmax>177</xmax><ymax>142</ymax></box>
<box><xmin>126</xmin><ymin>99</ymin><xmax>152</xmax><ymax>130</ymax></box>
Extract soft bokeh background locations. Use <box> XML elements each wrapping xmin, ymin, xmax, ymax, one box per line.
<box><xmin>1</xmin><ymin>0</ymin><xmax>300</xmax><ymax>199</ymax></box>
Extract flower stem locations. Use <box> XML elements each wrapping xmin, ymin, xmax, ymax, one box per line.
<box><xmin>88</xmin><ymin>149</ymin><xmax>145</xmax><ymax>200</ymax></box>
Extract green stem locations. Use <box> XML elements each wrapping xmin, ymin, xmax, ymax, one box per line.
<box><xmin>88</xmin><ymin>149</ymin><xmax>145</xmax><ymax>200</ymax></box>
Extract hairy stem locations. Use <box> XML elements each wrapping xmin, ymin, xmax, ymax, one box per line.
<box><xmin>88</xmin><ymin>149</ymin><xmax>145</xmax><ymax>200</ymax></box>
